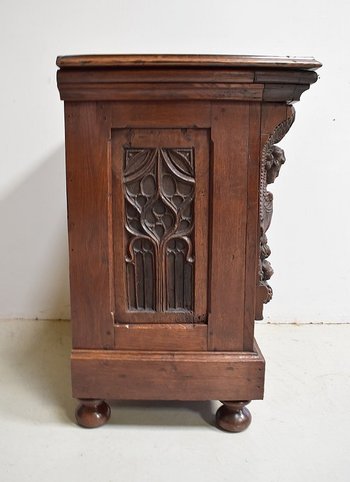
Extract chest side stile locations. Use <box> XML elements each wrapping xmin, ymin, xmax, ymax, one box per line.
<box><xmin>208</xmin><ymin>101</ymin><xmax>250</xmax><ymax>351</ymax></box>
<box><xmin>64</xmin><ymin>101</ymin><xmax>115</xmax><ymax>349</ymax></box>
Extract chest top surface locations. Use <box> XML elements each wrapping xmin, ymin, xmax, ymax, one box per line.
<box><xmin>56</xmin><ymin>53</ymin><xmax>321</xmax><ymax>70</ymax></box>
<box><xmin>56</xmin><ymin>54</ymin><xmax>321</xmax><ymax>104</ymax></box>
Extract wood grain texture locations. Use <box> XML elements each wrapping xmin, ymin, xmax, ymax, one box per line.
<box><xmin>71</xmin><ymin>341</ymin><xmax>265</xmax><ymax>401</ymax></box>
<box><xmin>208</xmin><ymin>102</ymin><xmax>249</xmax><ymax>351</ymax></box>
<box><xmin>57</xmin><ymin>68</ymin><xmax>255</xmax><ymax>84</ymax></box>
<box><xmin>64</xmin><ymin>102</ymin><xmax>114</xmax><ymax>349</ymax></box>
<box><xmin>114</xmin><ymin>323</ymin><xmax>207</xmax><ymax>351</ymax></box>
<box><xmin>243</xmin><ymin>102</ymin><xmax>261</xmax><ymax>350</ymax></box>
<box><xmin>111</xmin><ymin>101</ymin><xmax>211</xmax><ymax>129</ymax></box>
<box><xmin>57</xmin><ymin>57</ymin><xmax>321</xmax><ymax>104</ymax></box>
<box><xmin>57</xmin><ymin>81</ymin><xmax>264</xmax><ymax>102</ymax></box>
<box><xmin>57</xmin><ymin>54</ymin><xmax>322</xmax><ymax>70</ymax></box>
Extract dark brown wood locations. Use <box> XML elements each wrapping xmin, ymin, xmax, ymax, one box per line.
<box><xmin>216</xmin><ymin>401</ymin><xmax>252</xmax><ymax>433</ymax></box>
<box><xmin>71</xmin><ymin>343</ymin><xmax>265</xmax><ymax>400</ymax></box>
<box><xmin>112</xmin><ymin>127</ymin><xmax>209</xmax><ymax>325</ymax></box>
<box><xmin>262</xmin><ymin>83</ymin><xmax>310</xmax><ymax>102</ymax></box>
<box><xmin>57</xmin><ymin>55</ymin><xmax>321</xmax><ymax>104</ymax></box>
<box><xmin>58</xmin><ymin>81</ymin><xmax>264</xmax><ymax>102</ymax></box>
<box><xmin>114</xmin><ymin>323</ymin><xmax>207</xmax><ymax>351</ymax></box>
<box><xmin>255</xmin><ymin>104</ymin><xmax>295</xmax><ymax>320</ymax></box>
<box><xmin>75</xmin><ymin>399</ymin><xmax>111</xmax><ymax>428</ymax></box>
<box><xmin>57</xmin><ymin>68</ymin><xmax>256</xmax><ymax>84</ymax></box>
<box><xmin>254</xmin><ymin>69</ymin><xmax>318</xmax><ymax>84</ymax></box>
<box><xmin>57</xmin><ymin>54</ymin><xmax>320</xmax><ymax>431</ymax></box>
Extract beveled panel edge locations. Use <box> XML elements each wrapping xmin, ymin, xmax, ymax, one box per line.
<box><xmin>56</xmin><ymin>54</ymin><xmax>322</xmax><ymax>70</ymax></box>
<box><xmin>114</xmin><ymin>323</ymin><xmax>208</xmax><ymax>351</ymax></box>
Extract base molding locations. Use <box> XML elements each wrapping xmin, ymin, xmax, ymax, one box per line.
<box><xmin>71</xmin><ymin>340</ymin><xmax>265</xmax><ymax>401</ymax></box>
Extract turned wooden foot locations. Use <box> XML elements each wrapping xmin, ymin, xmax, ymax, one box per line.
<box><xmin>75</xmin><ymin>399</ymin><xmax>111</xmax><ymax>428</ymax></box>
<box><xmin>216</xmin><ymin>400</ymin><xmax>252</xmax><ymax>433</ymax></box>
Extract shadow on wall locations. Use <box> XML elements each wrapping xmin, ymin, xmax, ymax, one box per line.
<box><xmin>0</xmin><ymin>146</ymin><xmax>70</xmax><ymax>319</ymax></box>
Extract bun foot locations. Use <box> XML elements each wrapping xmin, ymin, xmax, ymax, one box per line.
<box><xmin>216</xmin><ymin>400</ymin><xmax>252</xmax><ymax>433</ymax></box>
<box><xmin>75</xmin><ymin>399</ymin><xmax>111</xmax><ymax>428</ymax></box>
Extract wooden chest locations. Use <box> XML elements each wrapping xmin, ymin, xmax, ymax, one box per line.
<box><xmin>56</xmin><ymin>54</ymin><xmax>320</xmax><ymax>431</ymax></box>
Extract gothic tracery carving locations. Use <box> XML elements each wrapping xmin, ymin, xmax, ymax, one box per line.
<box><xmin>123</xmin><ymin>147</ymin><xmax>195</xmax><ymax>312</ymax></box>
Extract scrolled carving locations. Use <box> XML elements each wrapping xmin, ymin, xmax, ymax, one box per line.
<box><xmin>258</xmin><ymin>108</ymin><xmax>295</xmax><ymax>307</ymax></box>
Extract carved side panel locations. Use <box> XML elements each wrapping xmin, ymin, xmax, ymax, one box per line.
<box><xmin>123</xmin><ymin>147</ymin><xmax>195</xmax><ymax>312</ymax></box>
<box><xmin>257</xmin><ymin>107</ymin><xmax>296</xmax><ymax>312</ymax></box>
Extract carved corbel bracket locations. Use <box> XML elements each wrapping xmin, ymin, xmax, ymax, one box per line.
<box><xmin>256</xmin><ymin>107</ymin><xmax>296</xmax><ymax>320</ymax></box>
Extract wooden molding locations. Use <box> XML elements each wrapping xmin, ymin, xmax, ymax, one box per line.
<box><xmin>71</xmin><ymin>340</ymin><xmax>265</xmax><ymax>401</ymax></box>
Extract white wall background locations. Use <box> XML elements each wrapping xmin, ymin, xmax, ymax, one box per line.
<box><xmin>0</xmin><ymin>0</ymin><xmax>349</xmax><ymax>322</ymax></box>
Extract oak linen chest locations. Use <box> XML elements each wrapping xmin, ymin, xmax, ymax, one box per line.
<box><xmin>56</xmin><ymin>54</ymin><xmax>320</xmax><ymax>431</ymax></box>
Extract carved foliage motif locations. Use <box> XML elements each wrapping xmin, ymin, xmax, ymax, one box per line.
<box><xmin>259</xmin><ymin>107</ymin><xmax>296</xmax><ymax>304</ymax></box>
<box><xmin>123</xmin><ymin>147</ymin><xmax>195</xmax><ymax>312</ymax></box>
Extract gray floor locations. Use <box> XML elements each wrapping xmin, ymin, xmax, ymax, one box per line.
<box><xmin>0</xmin><ymin>320</ymin><xmax>349</xmax><ymax>482</ymax></box>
